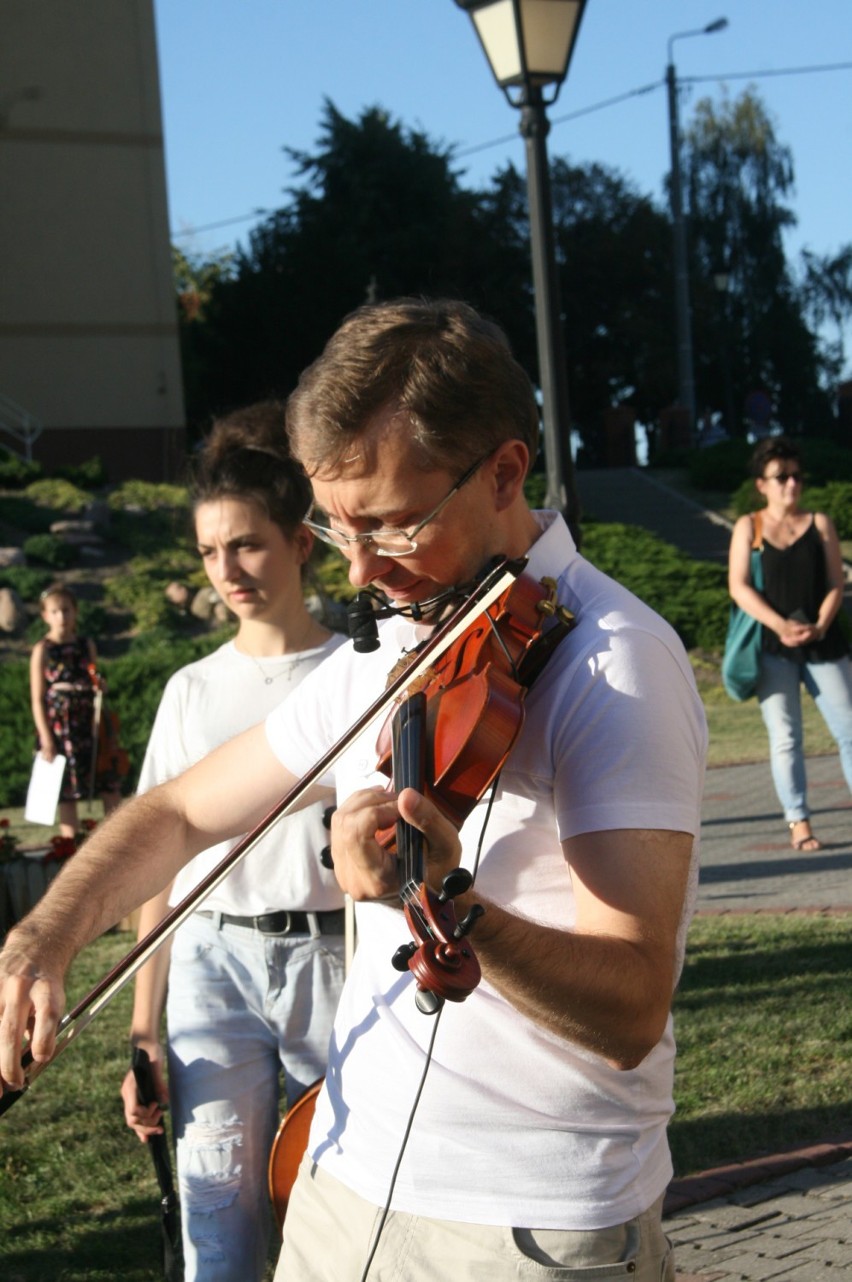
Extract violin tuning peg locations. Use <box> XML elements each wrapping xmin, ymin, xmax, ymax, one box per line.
<box><xmin>415</xmin><ymin>989</ymin><xmax>443</xmax><ymax>1017</ymax></box>
<box><xmin>453</xmin><ymin>904</ymin><xmax>485</xmax><ymax>939</ymax></box>
<box><xmin>391</xmin><ymin>942</ymin><xmax>417</xmax><ymax>972</ymax></box>
<box><xmin>438</xmin><ymin>868</ymin><xmax>473</xmax><ymax>901</ymax></box>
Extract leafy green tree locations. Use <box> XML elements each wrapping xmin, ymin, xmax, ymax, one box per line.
<box><xmin>548</xmin><ymin>159</ymin><xmax>674</xmax><ymax>460</ymax></box>
<box><xmin>681</xmin><ymin>88</ymin><xmax>831</xmax><ymax>434</ymax></box>
<box><xmin>172</xmin><ymin>245</ymin><xmax>237</xmax><ymax>435</ymax></box>
<box><xmin>184</xmin><ymin>102</ymin><xmax>533</xmax><ymax>429</ymax></box>
<box><xmin>800</xmin><ymin>245</ymin><xmax>852</xmax><ymax>391</ymax></box>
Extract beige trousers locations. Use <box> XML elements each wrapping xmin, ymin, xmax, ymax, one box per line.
<box><xmin>276</xmin><ymin>1153</ymin><xmax>675</xmax><ymax>1280</ymax></box>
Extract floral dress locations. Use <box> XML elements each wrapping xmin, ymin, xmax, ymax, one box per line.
<box><xmin>41</xmin><ymin>637</ymin><xmax>97</xmax><ymax>801</ymax></box>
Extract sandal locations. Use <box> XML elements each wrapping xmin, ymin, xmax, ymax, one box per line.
<box><xmin>789</xmin><ymin>820</ymin><xmax>822</xmax><ymax>852</ymax></box>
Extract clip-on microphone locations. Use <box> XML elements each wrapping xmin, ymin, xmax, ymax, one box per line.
<box><xmin>346</xmin><ymin>557</ymin><xmax>511</xmax><ymax>655</ymax></box>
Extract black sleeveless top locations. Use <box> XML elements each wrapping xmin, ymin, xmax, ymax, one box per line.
<box><xmin>761</xmin><ymin>516</ymin><xmax>849</xmax><ymax>663</ymax></box>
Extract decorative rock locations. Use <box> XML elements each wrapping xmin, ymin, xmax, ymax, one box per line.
<box><xmin>212</xmin><ymin>601</ymin><xmax>232</xmax><ymax>624</ymax></box>
<box><xmin>190</xmin><ymin>586</ymin><xmax>219</xmax><ymax>620</ymax></box>
<box><xmin>0</xmin><ymin>586</ymin><xmax>26</xmax><ymax>633</ymax></box>
<box><xmin>0</xmin><ymin>547</ymin><xmax>26</xmax><ymax>569</ymax></box>
<box><xmin>165</xmin><ymin>581</ymin><xmax>190</xmax><ymax>608</ymax></box>
<box><xmin>49</xmin><ymin>518</ymin><xmax>103</xmax><ymax>545</ymax></box>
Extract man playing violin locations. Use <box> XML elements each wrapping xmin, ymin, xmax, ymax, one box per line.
<box><xmin>0</xmin><ymin>297</ymin><xmax>706</xmax><ymax>1281</ymax></box>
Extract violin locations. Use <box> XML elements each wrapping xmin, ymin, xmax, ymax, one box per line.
<box><xmin>266</xmin><ymin>564</ymin><xmax>576</xmax><ymax>1224</ymax></box>
<box><xmin>87</xmin><ymin>664</ymin><xmax>130</xmax><ymax>793</ymax></box>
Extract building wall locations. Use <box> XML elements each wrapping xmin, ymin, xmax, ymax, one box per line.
<box><xmin>0</xmin><ymin>0</ymin><xmax>186</xmax><ymax>480</ymax></box>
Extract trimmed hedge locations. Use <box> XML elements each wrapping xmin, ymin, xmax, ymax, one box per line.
<box><xmin>582</xmin><ymin>523</ymin><xmax>730</xmax><ymax>652</ymax></box>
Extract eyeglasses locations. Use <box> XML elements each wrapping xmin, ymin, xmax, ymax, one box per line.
<box><xmin>305</xmin><ymin>454</ymin><xmax>488</xmax><ymax>557</ymax></box>
<box><xmin>763</xmin><ymin>470</ymin><xmax>803</xmax><ymax>485</ymax></box>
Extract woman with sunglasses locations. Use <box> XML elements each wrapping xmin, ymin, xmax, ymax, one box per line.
<box><xmin>728</xmin><ymin>435</ymin><xmax>852</xmax><ymax>850</ymax></box>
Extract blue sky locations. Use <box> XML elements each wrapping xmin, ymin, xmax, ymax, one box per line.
<box><xmin>153</xmin><ymin>0</ymin><xmax>851</xmax><ymax>367</ymax></box>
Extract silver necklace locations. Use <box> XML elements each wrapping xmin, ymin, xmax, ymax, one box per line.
<box><xmin>246</xmin><ymin>652</ymin><xmax>314</xmax><ymax>685</ymax></box>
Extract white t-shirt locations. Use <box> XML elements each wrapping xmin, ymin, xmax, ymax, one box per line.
<box><xmin>138</xmin><ymin>636</ymin><xmax>345</xmax><ymax>915</ymax></box>
<box><xmin>265</xmin><ymin>512</ymin><xmax>708</xmax><ymax>1229</ymax></box>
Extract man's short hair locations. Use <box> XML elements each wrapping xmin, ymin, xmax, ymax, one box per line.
<box><xmin>287</xmin><ymin>297</ymin><xmax>540</xmax><ymax>476</ymax></box>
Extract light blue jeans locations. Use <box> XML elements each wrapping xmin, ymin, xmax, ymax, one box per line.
<box><xmin>757</xmin><ymin>651</ymin><xmax>852</xmax><ymax>822</ymax></box>
<box><xmin>166</xmin><ymin>912</ymin><xmax>345</xmax><ymax>1282</ymax></box>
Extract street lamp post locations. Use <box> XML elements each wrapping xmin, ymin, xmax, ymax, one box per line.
<box><xmin>713</xmin><ymin>271</ymin><xmax>736</xmax><ymax>435</ymax></box>
<box><xmin>666</xmin><ymin>17</ymin><xmax>728</xmax><ymax>442</ymax></box>
<box><xmin>454</xmin><ymin>0</ymin><xmax>587</xmax><ymax>533</ymax></box>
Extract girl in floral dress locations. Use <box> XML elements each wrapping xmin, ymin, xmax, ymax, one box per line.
<box><xmin>29</xmin><ymin>584</ymin><xmax>122</xmax><ymax>838</ymax></box>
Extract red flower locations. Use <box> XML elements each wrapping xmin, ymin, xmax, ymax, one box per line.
<box><xmin>46</xmin><ymin>835</ymin><xmax>77</xmax><ymax>861</ymax></box>
<box><xmin>0</xmin><ymin>818</ymin><xmax>9</xmax><ymax>828</ymax></box>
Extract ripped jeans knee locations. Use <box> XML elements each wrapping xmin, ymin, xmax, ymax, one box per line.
<box><xmin>177</xmin><ymin>1117</ymin><xmax>270</xmax><ymax>1282</ymax></box>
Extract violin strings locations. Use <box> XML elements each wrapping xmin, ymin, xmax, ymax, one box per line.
<box><xmin>358</xmin><ymin>1007</ymin><xmax>443</xmax><ymax>1282</ymax></box>
<box><xmin>484</xmin><ymin>609</ymin><xmax>522</xmax><ymax>682</ymax></box>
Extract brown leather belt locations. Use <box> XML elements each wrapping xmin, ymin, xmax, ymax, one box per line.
<box><xmin>197</xmin><ymin>908</ymin><xmax>345</xmax><ymax>936</ymax></box>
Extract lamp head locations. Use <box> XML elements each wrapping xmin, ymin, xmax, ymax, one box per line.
<box><xmin>455</xmin><ymin>0</ymin><xmax>587</xmax><ymax>108</ymax></box>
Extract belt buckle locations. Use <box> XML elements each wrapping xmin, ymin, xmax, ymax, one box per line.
<box><xmin>261</xmin><ymin>910</ymin><xmax>293</xmax><ymax>936</ymax></box>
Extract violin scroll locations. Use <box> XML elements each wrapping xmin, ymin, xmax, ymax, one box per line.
<box><xmin>393</xmin><ymin>870</ymin><xmax>483</xmax><ymax>1015</ymax></box>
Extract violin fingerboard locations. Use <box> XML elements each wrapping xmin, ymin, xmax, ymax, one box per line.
<box><xmin>391</xmin><ymin>692</ymin><xmax>427</xmax><ymax>887</ymax></box>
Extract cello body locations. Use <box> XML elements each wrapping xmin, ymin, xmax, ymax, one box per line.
<box><xmin>88</xmin><ymin>666</ymin><xmax>130</xmax><ymax>795</ymax></box>
<box><xmin>268</xmin><ymin>1080</ymin><xmax>322</xmax><ymax>1229</ymax></box>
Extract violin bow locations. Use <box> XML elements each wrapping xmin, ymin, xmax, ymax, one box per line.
<box><xmin>0</xmin><ymin>556</ymin><xmax>526</xmax><ymax>1116</ymax></box>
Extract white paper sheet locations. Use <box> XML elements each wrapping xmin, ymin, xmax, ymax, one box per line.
<box><xmin>24</xmin><ymin>753</ymin><xmax>67</xmax><ymax>826</ymax></box>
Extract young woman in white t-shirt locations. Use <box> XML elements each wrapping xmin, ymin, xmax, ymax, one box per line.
<box><xmin>118</xmin><ymin>402</ymin><xmax>345</xmax><ymax>1282</ymax></box>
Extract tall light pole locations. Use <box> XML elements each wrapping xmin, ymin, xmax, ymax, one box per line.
<box><xmin>454</xmin><ymin>0</ymin><xmax>587</xmax><ymax>534</ymax></box>
<box><xmin>713</xmin><ymin>270</ymin><xmax>736</xmax><ymax>435</ymax></box>
<box><xmin>666</xmin><ymin>17</ymin><xmax>728</xmax><ymax>441</ymax></box>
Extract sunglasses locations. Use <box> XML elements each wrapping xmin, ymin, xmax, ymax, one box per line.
<box><xmin>763</xmin><ymin>471</ymin><xmax>803</xmax><ymax>485</ymax></box>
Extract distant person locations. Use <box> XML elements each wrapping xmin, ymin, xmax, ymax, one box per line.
<box><xmin>697</xmin><ymin>412</ymin><xmax>728</xmax><ymax>450</ymax></box>
<box><xmin>728</xmin><ymin>436</ymin><xmax>852</xmax><ymax>849</ymax></box>
<box><xmin>118</xmin><ymin>402</ymin><xmax>346</xmax><ymax>1282</ymax></box>
<box><xmin>29</xmin><ymin>583</ymin><xmax>122</xmax><ymax>838</ymax></box>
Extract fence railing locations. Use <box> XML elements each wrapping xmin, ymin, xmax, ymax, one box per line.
<box><xmin>0</xmin><ymin>393</ymin><xmax>43</xmax><ymax>461</ymax></box>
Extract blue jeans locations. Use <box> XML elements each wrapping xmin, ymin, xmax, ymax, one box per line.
<box><xmin>166</xmin><ymin>912</ymin><xmax>345</xmax><ymax>1282</ymax></box>
<box><xmin>757</xmin><ymin>652</ymin><xmax>852</xmax><ymax>822</ymax></box>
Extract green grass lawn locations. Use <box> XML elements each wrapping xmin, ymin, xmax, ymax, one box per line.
<box><xmin>670</xmin><ymin>914</ymin><xmax>852</xmax><ymax>1177</ymax></box>
<box><xmin>1</xmin><ymin>916</ymin><xmax>851</xmax><ymax>1276</ymax></box>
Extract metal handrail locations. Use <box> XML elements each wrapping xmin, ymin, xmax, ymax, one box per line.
<box><xmin>0</xmin><ymin>392</ymin><xmax>43</xmax><ymax>461</ymax></box>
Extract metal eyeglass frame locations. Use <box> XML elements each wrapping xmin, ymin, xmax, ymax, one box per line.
<box><xmin>304</xmin><ymin>453</ymin><xmax>488</xmax><ymax>557</ymax></box>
